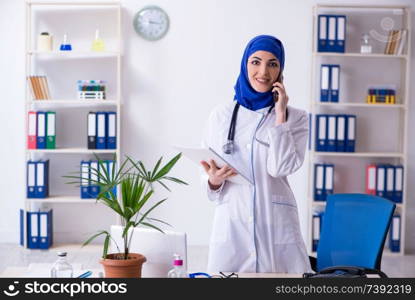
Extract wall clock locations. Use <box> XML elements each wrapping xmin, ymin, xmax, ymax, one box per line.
<box><xmin>133</xmin><ymin>6</ymin><xmax>170</xmax><ymax>41</ymax></box>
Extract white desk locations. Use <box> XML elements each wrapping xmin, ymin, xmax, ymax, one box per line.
<box><xmin>1</xmin><ymin>265</ymin><xmax>301</xmax><ymax>278</ymax></box>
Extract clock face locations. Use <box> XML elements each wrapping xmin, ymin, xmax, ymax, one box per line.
<box><xmin>133</xmin><ymin>6</ymin><xmax>169</xmax><ymax>41</ymax></box>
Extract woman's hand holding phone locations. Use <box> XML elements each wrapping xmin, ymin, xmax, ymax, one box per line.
<box><xmin>271</xmin><ymin>76</ymin><xmax>288</xmax><ymax>125</ymax></box>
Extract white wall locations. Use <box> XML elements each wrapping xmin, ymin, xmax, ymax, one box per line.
<box><xmin>1</xmin><ymin>0</ymin><xmax>414</xmax><ymax>253</ymax></box>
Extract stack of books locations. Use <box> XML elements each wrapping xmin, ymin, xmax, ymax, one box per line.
<box><xmin>27</xmin><ymin>76</ymin><xmax>51</xmax><ymax>100</ymax></box>
<box><xmin>384</xmin><ymin>29</ymin><xmax>407</xmax><ymax>55</ymax></box>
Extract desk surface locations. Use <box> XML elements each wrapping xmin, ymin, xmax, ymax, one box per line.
<box><xmin>1</xmin><ymin>265</ymin><xmax>302</xmax><ymax>278</ymax></box>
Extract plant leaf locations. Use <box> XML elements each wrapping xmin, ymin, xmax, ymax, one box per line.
<box><xmin>103</xmin><ymin>234</ymin><xmax>110</xmax><ymax>259</ymax></box>
<box><xmin>153</xmin><ymin>153</ymin><xmax>182</xmax><ymax>180</ymax></box>
<box><xmin>136</xmin><ymin>198</ymin><xmax>167</xmax><ymax>226</ymax></box>
<box><xmin>141</xmin><ymin>222</ymin><xmax>165</xmax><ymax>234</ymax></box>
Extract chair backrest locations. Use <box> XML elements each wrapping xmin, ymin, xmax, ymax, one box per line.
<box><xmin>110</xmin><ymin>225</ymin><xmax>187</xmax><ymax>277</ymax></box>
<box><xmin>317</xmin><ymin>193</ymin><xmax>395</xmax><ymax>271</ymax></box>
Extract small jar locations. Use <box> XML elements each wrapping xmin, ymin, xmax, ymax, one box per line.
<box><xmin>37</xmin><ymin>32</ymin><xmax>53</xmax><ymax>52</ymax></box>
<box><xmin>360</xmin><ymin>33</ymin><xmax>372</xmax><ymax>54</ymax></box>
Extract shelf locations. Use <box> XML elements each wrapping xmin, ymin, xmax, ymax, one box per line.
<box><xmin>27</xmin><ymin>148</ymin><xmax>117</xmax><ymax>154</ymax></box>
<box><xmin>316</xmin><ymin>4</ymin><xmax>408</xmax><ymax>10</ymax></box>
<box><xmin>26</xmin><ymin>196</ymin><xmax>99</xmax><ymax>204</ymax></box>
<box><xmin>27</xmin><ymin>1</ymin><xmax>120</xmax><ymax>7</ymax></box>
<box><xmin>314</xmin><ymin>102</ymin><xmax>405</xmax><ymax>109</ymax></box>
<box><xmin>312</xmin><ymin>152</ymin><xmax>404</xmax><ymax>158</ymax></box>
<box><xmin>313</xmin><ymin>52</ymin><xmax>408</xmax><ymax>59</ymax></box>
<box><xmin>28</xmin><ymin>100</ymin><xmax>118</xmax><ymax>105</ymax></box>
<box><xmin>27</xmin><ymin>51</ymin><xmax>120</xmax><ymax>59</ymax></box>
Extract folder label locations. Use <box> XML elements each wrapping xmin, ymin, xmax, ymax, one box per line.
<box><xmin>88</xmin><ymin>113</ymin><xmax>96</xmax><ymax>136</ymax></box>
<box><xmin>392</xmin><ymin>217</ymin><xmax>400</xmax><ymax>240</ymax></box>
<box><xmin>47</xmin><ymin>113</ymin><xmax>55</xmax><ymax>136</ymax></box>
<box><xmin>368</xmin><ymin>167</ymin><xmax>376</xmax><ymax>190</ymax></box>
<box><xmin>377</xmin><ymin>167</ymin><xmax>385</xmax><ymax>191</ymax></box>
<box><xmin>29</xmin><ymin>113</ymin><xmax>37</xmax><ymax>136</ymax></box>
<box><xmin>395</xmin><ymin>167</ymin><xmax>403</xmax><ymax>191</ymax></box>
<box><xmin>37</xmin><ymin>163</ymin><xmax>44</xmax><ymax>186</ymax></box>
<box><xmin>325</xmin><ymin>166</ymin><xmax>334</xmax><ymax>190</ymax></box>
<box><xmin>328</xmin><ymin>17</ymin><xmax>336</xmax><ymax>44</ymax></box>
<box><xmin>313</xmin><ymin>216</ymin><xmax>320</xmax><ymax>240</ymax></box>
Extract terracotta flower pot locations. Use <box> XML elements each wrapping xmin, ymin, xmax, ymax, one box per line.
<box><xmin>100</xmin><ymin>253</ymin><xmax>147</xmax><ymax>278</ymax></box>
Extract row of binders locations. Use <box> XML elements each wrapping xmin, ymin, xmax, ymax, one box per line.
<box><xmin>366</xmin><ymin>164</ymin><xmax>403</xmax><ymax>203</ymax></box>
<box><xmin>20</xmin><ymin>209</ymin><xmax>53</xmax><ymax>249</ymax></box>
<box><xmin>318</xmin><ymin>15</ymin><xmax>346</xmax><ymax>53</ymax></box>
<box><xmin>384</xmin><ymin>29</ymin><xmax>407</xmax><ymax>55</ymax></box>
<box><xmin>366</xmin><ymin>88</ymin><xmax>396</xmax><ymax>104</ymax></box>
<box><xmin>312</xmin><ymin>211</ymin><xmax>401</xmax><ymax>252</ymax></box>
<box><xmin>313</xmin><ymin>164</ymin><xmax>334</xmax><ymax>201</ymax></box>
<box><xmin>81</xmin><ymin>160</ymin><xmax>116</xmax><ymax>199</ymax></box>
<box><xmin>27</xmin><ymin>75</ymin><xmax>51</xmax><ymax>100</ymax></box>
<box><xmin>87</xmin><ymin>111</ymin><xmax>117</xmax><ymax>149</ymax></box>
<box><xmin>27</xmin><ymin>160</ymin><xmax>49</xmax><ymax>198</ymax></box>
<box><xmin>315</xmin><ymin>114</ymin><xmax>356</xmax><ymax>152</ymax></box>
<box><xmin>28</xmin><ymin>111</ymin><xmax>56</xmax><ymax>149</ymax></box>
<box><xmin>320</xmin><ymin>64</ymin><xmax>340</xmax><ymax>102</ymax></box>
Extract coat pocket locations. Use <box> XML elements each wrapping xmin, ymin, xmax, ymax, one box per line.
<box><xmin>210</xmin><ymin>203</ymin><xmax>230</xmax><ymax>244</ymax></box>
<box><xmin>272</xmin><ymin>195</ymin><xmax>301</xmax><ymax>244</ymax></box>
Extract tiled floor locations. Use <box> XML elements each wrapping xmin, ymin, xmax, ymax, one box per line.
<box><xmin>0</xmin><ymin>243</ymin><xmax>414</xmax><ymax>277</ymax></box>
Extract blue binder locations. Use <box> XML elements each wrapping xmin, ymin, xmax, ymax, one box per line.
<box><xmin>36</xmin><ymin>111</ymin><xmax>47</xmax><ymax>149</ymax></box>
<box><xmin>96</xmin><ymin>112</ymin><xmax>107</xmax><ymax>149</ymax></box>
<box><xmin>312</xmin><ymin>212</ymin><xmax>324</xmax><ymax>252</ymax></box>
<box><xmin>27</xmin><ymin>160</ymin><xmax>37</xmax><ymax>198</ymax></box>
<box><xmin>375</xmin><ymin>165</ymin><xmax>387</xmax><ymax>198</ymax></box>
<box><xmin>327</xmin><ymin>15</ymin><xmax>337</xmax><ymax>52</ymax></box>
<box><xmin>329</xmin><ymin>65</ymin><xmax>340</xmax><ymax>102</ymax></box>
<box><xmin>317</xmin><ymin>15</ymin><xmax>328</xmax><ymax>52</ymax></box>
<box><xmin>80</xmin><ymin>160</ymin><xmax>91</xmax><ymax>199</ymax></box>
<box><xmin>345</xmin><ymin>115</ymin><xmax>356</xmax><ymax>152</ymax></box>
<box><xmin>308</xmin><ymin>113</ymin><xmax>312</xmax><ymax>150</ymax></box>
<box><xmin>20</xmin><ymin>209</ymin><xmax>24</xmax><ymax>246</ymax></box>
<box><xmin>336</xmin><ymin>115</ymin><xmax>346</xmax><ymax>152</ymax></box>
<box><xmin>106</xmin><ymin>160</ymin><xmax>117</xmax><ymax>197</ymax></box>
<box><xmin>35</xmin><ymin>160</ymin><xmax>49</xmax><ymax>198</ymax></box>
<box><xmin>27</xmin><ymin>211</ymin><xmax>39</xmax><ymax>249</ymax></box>
<box><xmin>314</xmin><ymin>164</ymin><xmax>325</xmax><ymax>201</ymax></box>
<box><xmin>315</xmin><ymin>115</ymin><xmax>328</xmax><ymax>151</ymax></box>
<box><xmin>89</xmin><ymin>161</ymin><xmax>100</xmax><ymax>198</ymax></box>
<box><xmin>327</xmin><ymin>115</ymin><xmax>336</xmax><ymax>152</ymax></box>
<box><xmin>106</xmin><ymin>112</ymin><xmax>116</xmax><ymax>149</ymax></box>
<box><xmin>324</xmin><ymin>164</ymin><xmax>334</xmax><ymax>200</ymax></box>
<box><xmin>335</xmin><ymin>15</ymin><xmax>346</xmax><ymax>53</ymax></box>
<box><xmin>393</xmin><ymin>165</ymin><xmax>403</xmax><ymax>203</ymax></box>
<box><xmin>385</xmin><ymin>165</ymin><xmax>395</xmax><ymax>201</ymax></box>
<box><xmin>38</xmin><ymin>209</ymin><xmax>53</xmax><ymax>249</ymax></box>
<box><xmin>320</xmin><ymin>65</ymin><xmax>330</xmax><ymax>102</ymax></box>
<box><xmin>389</xmin><ymin>214</ymin><xmax>401</xmax><ymax>252</ymax></box>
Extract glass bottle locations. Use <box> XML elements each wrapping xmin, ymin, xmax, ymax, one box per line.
<box><xmin>167</xmin><ymin>254</ymin><xmax>187</xmax><ymax>278</ymax></box>
<box><xmin>360</xmin><ymin>33</ymin><xmax>372</xmax><ymax>54</ymax></box>
<box><xmin>92</xmin><ymin>29</ymin><xmax>105</xmax><ymax>52</ymax></box>
<box><xmin>50</xmin><ymin>252</ymin><xmax>74</xmax><ymax>278</ymax></box>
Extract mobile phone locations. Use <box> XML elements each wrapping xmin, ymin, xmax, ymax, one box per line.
<box><xmin>273</xmin><ymin>72</ymin><xmax>284</xmax><ymax>102</ymax></box>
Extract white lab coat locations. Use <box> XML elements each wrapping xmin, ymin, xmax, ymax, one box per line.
<box><xmin>202</xmin><ymin>101</ymin><xmax>312</xmax><ymax>273</ymax></box>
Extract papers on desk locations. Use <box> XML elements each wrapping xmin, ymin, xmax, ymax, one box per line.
<box><xmin>174</xmin><ymin>146</ymin><xmax>253</xmax><ymax>186</ymax></box>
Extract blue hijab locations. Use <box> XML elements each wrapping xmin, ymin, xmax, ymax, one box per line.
<box><xmin>234</xmin><ymin>35</ymin><xmax>285</xmax><ymax>111</ymax></box>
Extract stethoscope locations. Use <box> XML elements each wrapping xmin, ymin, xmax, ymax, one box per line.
<box><xmin>223</xmin><ymin>102</ymin><xmax>283</xmax><ymax>155</ymax></box>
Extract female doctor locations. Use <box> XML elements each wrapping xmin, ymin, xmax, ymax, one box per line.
<box><xmin>201</xmin><ymin>35</ymin><xmax>311</xmax><ymax>273</ymax></box>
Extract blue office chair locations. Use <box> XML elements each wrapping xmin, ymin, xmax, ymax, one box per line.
<box><xmin>309</xmin><ymin>193</ymin><xmax>396</xmax><ymax>278</ymax></box>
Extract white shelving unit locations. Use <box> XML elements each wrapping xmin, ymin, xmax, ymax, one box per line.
<box><xmin>307</xmin><ymin>5</ymin><xmax>411</xmax><ymax>256</ymax></box>
<box><xmin>23</xmin><ymin>0</ymin><xmax>122</xmax><ymax>247</ymax></box>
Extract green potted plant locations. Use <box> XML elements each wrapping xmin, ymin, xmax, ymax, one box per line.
<box><xmin>65</xmin><ymin>153</ymin><xmax>187</xmax><ymax>278</ymax></box>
